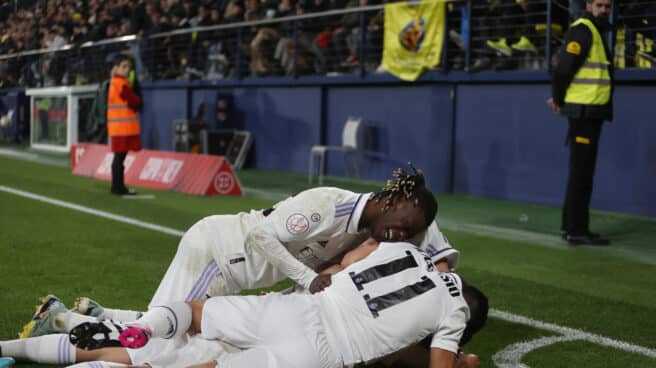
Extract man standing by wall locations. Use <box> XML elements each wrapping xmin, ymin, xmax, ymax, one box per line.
<box><xmin>107</xmin><ymin>54</ymin><xmax>142</xmax><ymax>196</ymax></box>
<box><xmin>547</xmin><ymin>0</ymin><xmax>613</xmax><ymax>246</ymax></box>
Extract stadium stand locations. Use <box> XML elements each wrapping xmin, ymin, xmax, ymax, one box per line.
<box><xmin>0</xmin><ymin>0</ymin><xmax>653</xmax><ymax>87</ymax></box>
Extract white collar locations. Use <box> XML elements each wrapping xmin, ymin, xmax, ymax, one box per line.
<box><xmin>346</xmin><ymin>192</ymin><xmax>372</xmax><ymax>234</ymax></box>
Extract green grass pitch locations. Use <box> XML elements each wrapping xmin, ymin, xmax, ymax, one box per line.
<box><xmin>0</xmin><ymin>152</ymin><xmax>655</xmax><ymax>367</ymax></box>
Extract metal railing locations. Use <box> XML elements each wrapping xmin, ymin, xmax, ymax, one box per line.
<box><xmin>0</xmin><ymin>0</ymin><xmax>653</xmax><ymax>87</ymax></box>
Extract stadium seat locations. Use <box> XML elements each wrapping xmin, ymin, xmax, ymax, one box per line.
<box><xmin>308</xmin><ymin>117</ymin><xmax>365</xmax><ymax>185</ymax></box>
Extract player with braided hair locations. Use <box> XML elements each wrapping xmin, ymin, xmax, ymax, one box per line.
<box><xmin>246</xmin><ymin>164</ymin><xmax>438</xmax><ymax>293</ymax></box>
<box><xmin>6</xmin><ymin>166</ymin><xmax>447</xmax><ymax>368</ymax></box>
<box><xmin>370</xmin><ymin>166</ymin><xmax>438</xmax><ymax>235</ymax></box>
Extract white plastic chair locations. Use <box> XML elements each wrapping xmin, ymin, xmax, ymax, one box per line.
<box><xmin>308</xmin><ymin>117</ymin><xmax>364</xmax><ymax>185</ymax></box>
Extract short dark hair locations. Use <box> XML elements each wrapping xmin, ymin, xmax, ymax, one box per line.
<box><xmin>459</xmin><ymin>283</ymin><xmax>489</xmax><ymax>347</ymax></box>
<box><xmin>111</xmin><ymin>54</ymin><xmax>131</xmax><ymax>67</ymax></box>
<box><xmin>371</xmin><ymin>166</ymin><xmax>438</xmax><ymax>227</ymax></box>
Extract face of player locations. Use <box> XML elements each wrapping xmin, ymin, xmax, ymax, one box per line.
<box><xmin>369</xmin><ymin>201</ymin><xmax>426</xmax><ymax>242</ymax></box>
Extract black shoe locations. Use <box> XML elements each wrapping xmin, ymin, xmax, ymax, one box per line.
<box><xmin>69</xmin><ymin>321</ymin><xmax>126</xmax><ymax>350</ymax></box>
<box><xmin>111</xmin><ymin>187</ymin><xmax>137</xmax><ymax>196</ymax></box>
<box><xmin>564</xmin><ymin>233</ymin><xmax>610</xmax><ymax>246</ymax></box>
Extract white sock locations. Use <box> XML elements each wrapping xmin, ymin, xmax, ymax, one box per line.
<box><xmin>55</xmin><ymin>311</ymin><xmax>99</xmax><ymax>332</ymax></box>
<box><xmin>100</xmin><ymin>309</ymin><xmax>143</xmax><ymax>322</ymax></box>
<box><xmin>0</xmin><ymin>334</ymin><xmax>75</xmax><ymax>364</ymax></box>
<box><xmin>66</xmin><ymin>361</ymin><xmax>129</xmax><ymax>368</ymax></box>
<box><xmin>137</xmin><ymin>302</ymin><xmax>191</xmax><ymax>339</ymax></box>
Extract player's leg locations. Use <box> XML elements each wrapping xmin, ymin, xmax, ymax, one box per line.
<box><xmin>129</xmin><ymin>334</ymin><xmax>238</xmax><ymax>368</ymax></box>
<box><xmin>68</xmin><ymin>301</ymin><xmax>196</xmax><ymax>349</ymax></box>
<box><xmin>73</xmin><ymin>297</ymin><xmax>142</xmax><ymax>322</ymax></box>
<box><xmin>68</xmin><ymin>296</ymin><xmax>239</xmax><ymax>351</ymax></box>
<box><xmin>0</xmin><ymin>334</ymin><xmax>130</xmax><ymax>365</ymax></box>
<box><xmin>18</xmin><ymin>295</ymin><xmax>75</xmax><ymax>338</ymax></box>
<box><xmin>65</xmin><ymin>362</ymin><xmax>130</xmax><ymax>368</ymax></box>
<box><xmin>149</xmin><ymin>216</ymin><xmax>226</xmax><ymax>306</ymax></box>
<box><xmin>208</xmin><ymin>294</ymin><xmax>340</xmax><ymax>368</ymax></box>
<box><xmin>18</xmin><ymin>294</ymin><xmax>142</xmax><ymax>338</ymax></box>
<box><xmin>64</xmin><ymin>215</ymin><xmax>231</xmax><ymax>331</ymax></box>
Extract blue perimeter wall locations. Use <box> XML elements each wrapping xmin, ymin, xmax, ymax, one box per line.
<box><xmin>139</xmin><ymin>70</ymin><xmax>656</xmax><ymax>217</ymax></box>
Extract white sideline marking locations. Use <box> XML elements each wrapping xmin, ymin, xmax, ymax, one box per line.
<box><xmin>0</xmin><ymin>185</ymin><xmax>184</xmax><ymax>237</ymax></box>
<box><xmin>122</xmin><ymin>194</ymin><xmax>156</xmax><ymax>200</ymax></box>
<box><xmin>1</xmin><ymin>185</ymin><xmax>655</xmax><ymax>362</ymax></box>
<box><xmin>493</xmin><ymin>335</ymin><xmax>580</xmax><ymax>368</ymax></box>
<box><xmin>2</xmin><ymin>147</ymin><xmax>656</xmax><ymax>265</ymax></box>
<box><xmin>490</xmin><ymin>309</ymin><xmax>656</xmax><ymax>361</ymax></box>
<box><xmin>0</xmin><ymin>148</ymin><xmax>68</xmax><ymax>167</ymax></box>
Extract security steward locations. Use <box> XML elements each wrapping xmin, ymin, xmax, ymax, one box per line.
<box><xmin>107</xmin><ymin>54</ymin><xmax>142</xmax><ymax>196</ymax></box>
<box><xmin>547</xmin><ymin>0</ymin><xmax>613</xmax><ymax>246</ymax></box>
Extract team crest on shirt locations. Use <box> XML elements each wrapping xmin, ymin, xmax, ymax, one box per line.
<box><xmin>286</xmin><ymin>213</ymin><xmax>310</xmax><ymax>234</ymax></box>
<box><xmin>566</xmin><ymin>41</ymin><xmax>581</xmax><ymax>55</ymax></box>
<box><xmin>311</xmin><ymin>213</ymin><xmax>321</xmax><ymax>222</ymax></box>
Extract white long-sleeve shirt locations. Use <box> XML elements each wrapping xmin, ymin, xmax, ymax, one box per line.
<box><xmin>316</xmin><ymin>242</ymin><xmax>469</xmax><ymax>366</ymax></box>
<box><xmin>245</xmin><ymin>187</ymin><xmax>369</xmax><ymax>289</ymax></box>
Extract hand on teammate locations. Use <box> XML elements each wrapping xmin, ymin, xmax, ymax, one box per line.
<box><xmin>457</xmin><ymin>353</ymin><xmax>480</xmax><ymax>368</ymax></box>
<box><xmin>309</xmin><ymin>274</ymin><xmax>332</xmax><ymax>293</ymax></box>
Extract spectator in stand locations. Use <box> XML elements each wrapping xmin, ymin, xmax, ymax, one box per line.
<box><xmin>485</xmin><ymin>0</ymin><xmax>540</xmax><ymax>58</ymax></box>
<box><xmin>130</xmin><ymin>0</ymin><xmax>148</xmax><ymax>35</ymax></box>
<box><xmin>331</xmin><ymin>0</ymin><xmax>378</xmax><ymax>69</ymax></box>
<box><xmin>157</xmin><ymin>5</ymin><xmax>191</xmax><ymax>79</ymax></box>
<box><xmin>188</xmin><ymin>2</ymin><xmax>214</xmax><ymax>76</ymax></box>
<box><xmin>143</xmin><ymin>3</ymin><xmax>170</xmax><ymax>79</ymax></box>
<box><xmin>247</xmin><ymin>0</ymin><xmax>279</xmax><ymax>76</ymax></box>
<box><xmin>44</xmin><ymin>25</ymin><xmax>67</xmax><ymax>50</ymax></box>
<box><xmin>622</xmin><ymin>0</ymin><xmax>656</xmax><ymax>67</ymax></box>
<box><xmin>223</xmin><ymin>0</ymin><xmax>245</xmax><ymax>23</ymax></box>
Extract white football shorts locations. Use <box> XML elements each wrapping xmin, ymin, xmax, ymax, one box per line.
<box><xmin>202</xmin><ymin>293</ymin><xmax>342</xmax><ymax>368</ymax></box>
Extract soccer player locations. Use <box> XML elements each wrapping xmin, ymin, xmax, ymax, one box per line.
<box><xmin>7</xmin><ymin>231</ymin><xmax>458</xmax><ymax>368</ymax></box>
<box><xmin>70</xmin><ymin>241</ymin><xmax>488</xmax><ymax>368</ymax></box>
<box><xmin>6</xmin><ymin>168</ymin><xmax>449</xmax><ymax>367</ymax></box>
<box><xmin>146</xmin><ymin>166</ymin><xmax>438</xmax><ymax>307</ymax></box>
<box><xmin>0</xmin><ymin>233</ymin><xmax>470</xmax><ymax>368</ymax></box>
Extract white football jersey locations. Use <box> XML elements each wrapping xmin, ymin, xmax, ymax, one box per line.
<box><xmin>413</xmin><ymin>221</ymin><xmax>460</xmax><ymax>270</ymax></box>
<box><xmin>246</xmin><ymin>187</ymin><xmax>372</xmax><ymax>289</ymax></box>
<box><xmin>316</xmin><ymin>242</ymin><xmax>469</xmax><ymax>366</ymax></box>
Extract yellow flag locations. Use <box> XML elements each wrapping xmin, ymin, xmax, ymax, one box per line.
<box><xmin>382</xmin><ymin>0</ymin><xmax>445</xmax><ymax>81</ymax></box>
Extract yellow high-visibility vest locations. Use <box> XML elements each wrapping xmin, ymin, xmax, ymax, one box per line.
<box><xmin>564</xmin><ymin>18</ymin><xmax>611</xmax><ymax>105</ymax></box>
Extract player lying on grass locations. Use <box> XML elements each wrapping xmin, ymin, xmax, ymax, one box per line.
<box><xmin>69</xmin><ymin>241</ymin><xmax>488</xmax><ymax>368</ymax></box>
<box><xmin>0</xmin><ymin>237</ymin><xmax>478</xmax><ymax>368</ymax></box>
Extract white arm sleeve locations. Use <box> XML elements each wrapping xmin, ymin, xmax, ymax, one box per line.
<box><xmin>244</xmin><ymin>189</ymin><xmax>344</xmax><ymax>289</ymax></box>
<box><xmin>245</xmin><ymin>224</ymin><xmax>318</xmax><ymax>289</ymax></box>
<box><xmin>416</xmin><ymin>221</ymin><xmax>460</xmax><ymax>270</ymax></box>
<box><xmin>430</xmin><ymin>305</ymin><xmax>468</xmax><ymax>354</ymax></box>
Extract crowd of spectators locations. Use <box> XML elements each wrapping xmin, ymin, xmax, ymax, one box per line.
<box><xmin>0</xmin><ymin>0</ymin><xmax>653</xmax><ymax>87</ymax></box>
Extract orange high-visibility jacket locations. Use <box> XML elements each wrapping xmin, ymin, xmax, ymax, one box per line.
<box><xmin>107</xmin><ymin>76</ymin><xmax>140</xmax><ymax>137</ymax></box>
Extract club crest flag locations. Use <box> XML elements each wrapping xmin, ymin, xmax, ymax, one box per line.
<box><xmin>382</xmin><ymin>0</ymin><xmax>445</xmax><ymax>81</ymax></box>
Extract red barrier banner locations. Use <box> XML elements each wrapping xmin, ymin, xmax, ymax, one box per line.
<box><xmin>71</xmin><ymin>143</ymin><xmax>242</xmax><ymax>196</ymax></box>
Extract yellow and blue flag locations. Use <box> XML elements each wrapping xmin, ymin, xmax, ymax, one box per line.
<box><xmin>382</xmin><ymin>0</ymin><xmax>446</xmax><ymax>81</ymax></box>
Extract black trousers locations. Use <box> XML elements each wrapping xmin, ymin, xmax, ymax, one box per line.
<box><xmin>111</xmin><ymin>152</ymin><xmax>128</xmax><ymax>192</ymax></box>
<box><xmin>561</xmin><ymin>118</ymin><xmax>604</xmax><ymax>235</ymax></box>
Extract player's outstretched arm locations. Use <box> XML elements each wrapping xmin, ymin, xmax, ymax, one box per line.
<box><xmin>186</xmin><ymin>361</ymin><xmax>217</xmax><ymax>368</ymax></box>
<box><xmin>430</xmin><ymin>347</ymin><xmax>457</xmax><ymax>368</ymax></box>
<box><xmin>245</xmin><ymin>226</ymin><xmax>319</xmax><ymax>291</ymax></box>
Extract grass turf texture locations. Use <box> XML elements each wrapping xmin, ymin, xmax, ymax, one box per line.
<box><xmin>0</xmin><ymin>152</ymin><xmax>655</xmax><ymax>367</ymax></box>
